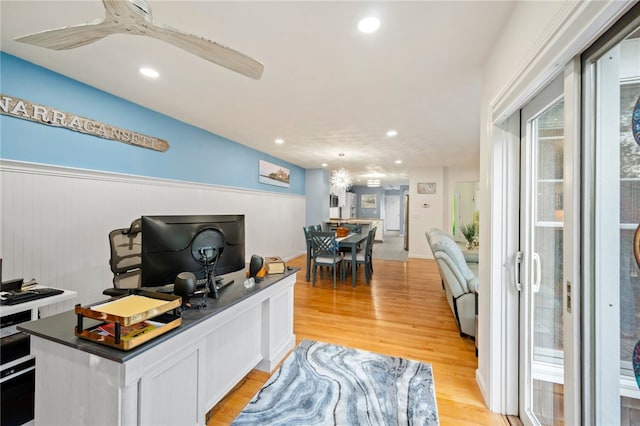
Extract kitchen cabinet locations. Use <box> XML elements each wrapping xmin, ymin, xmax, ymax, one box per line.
<box><xmin>371</xmin><ymin>220</ymin><xmax>384</xmax><ymax>241</ymax></box>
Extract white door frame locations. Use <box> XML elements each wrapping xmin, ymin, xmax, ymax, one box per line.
<box><xmin>518</xmin><ymin>71</ymin><xmax>581</xmax><ymax>426</ymax></box>
<box><xmin>478</xmin><ymin>0</ymin><xmax>632</xmax><ymax>416</ymax></box>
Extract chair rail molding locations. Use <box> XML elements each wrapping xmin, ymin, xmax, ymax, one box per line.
<box><xmin>1</xmin><ymin>160</ymin><xmax>305</xmax><ymax>307</ymax></box>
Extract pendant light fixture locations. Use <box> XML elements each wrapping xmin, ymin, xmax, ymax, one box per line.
<box><xmin>330</xmin><ymin>153</ymin><xmax>352</xmax><ymax>190</ymax></box>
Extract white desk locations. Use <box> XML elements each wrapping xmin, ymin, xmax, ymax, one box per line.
<box><xmin>20</xmin><ymin>270</ymin><xmax>296</xmax><ymax>426</ymax></box>
<box><xmin>0</xmin><ymin>287</ymin><xmax>77</xmax><ymax>320</ymax></box>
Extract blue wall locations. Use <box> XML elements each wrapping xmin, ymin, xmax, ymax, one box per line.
<box><xmin>351</xmin><ymin>186</ymin><xmax>384</xmax><ymax>218</ymax></box>
<box><xmin>350</xmin><ymin>185</ymin><xmax>409</xmax><ymax>233</ymax></box>
<box><xmin>305</xmin><ymin>169</ymin><xmax>329</xmax><ymax>226</ymax></box>
<box><xmin>0</xmin><ymin>53</ymin><xmax>304</xmax><ymax>195</ymax></box>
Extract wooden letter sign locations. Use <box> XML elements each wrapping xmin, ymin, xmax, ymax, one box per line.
<box><xmin>0</xmin><ymin>94</ymin><xmax>169</xmax><ymax>152</ymax></box>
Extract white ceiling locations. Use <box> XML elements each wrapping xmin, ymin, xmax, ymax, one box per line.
<box><xmin>0</xmin><ymin>1</ymin><xmax>515</xmax><ymax>187</ymax></box>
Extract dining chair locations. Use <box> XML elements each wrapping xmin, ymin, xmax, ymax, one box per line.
<box><xmin>368</xmin><ymin>227</ymin><xmax>376</xmax><ymax>274</ymax></box>
<box><xmin>310</xmin><ymin>231</ymin><xmax>345</xmax><ymax>288</ymax></box>
<box><xmin>344</xmin><ymin>227</ymin><xmax>375</xmax><ymax>284</ymax></box>
<box><xmin>342</xmin><ymin>223</ymin><xmax>362</xmax><ymax>234</ymax></box>
<box><xmin>303</xmin><ymin>226</ymin><xmax>317</xmax><ymax>281</ymax></box>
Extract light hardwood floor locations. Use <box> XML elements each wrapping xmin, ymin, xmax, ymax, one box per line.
<box><xmin>207</xmin><ymin>255</ymin><xmax>508</xmax><ymax>425</ymax></box>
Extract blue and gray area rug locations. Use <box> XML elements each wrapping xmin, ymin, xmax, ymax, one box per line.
<box><xmin>232</xmin><ymin>340</ymin><xmax>439</xmax><ymax>425</ymax></box>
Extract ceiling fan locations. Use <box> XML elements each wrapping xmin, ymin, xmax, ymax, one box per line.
<box><xmin>14</xmin><ymin>0</ymin><xmax>264</xmax><ymax>80</ymax></box>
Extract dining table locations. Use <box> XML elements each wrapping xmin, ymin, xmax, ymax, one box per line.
<box><xmin>337</xmin><ymin>232</ymin><xmax>369</xmax><ymax>287</ymax></box>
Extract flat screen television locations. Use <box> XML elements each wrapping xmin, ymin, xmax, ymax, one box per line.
<box><xmin>141</xmin><ymin>215</ymin><xmax>245</xmax><ymax>288</ymax></box>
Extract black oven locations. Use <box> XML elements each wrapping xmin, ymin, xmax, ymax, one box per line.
<box><xmin>1</xmin><ymin>310</ymin><xmax>35</xmax><ymax>426</ymax></box>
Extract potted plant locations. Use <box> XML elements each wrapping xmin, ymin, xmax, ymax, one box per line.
<box><xmin>460</xmin><ymin>223</ymin><xmax>477</xmax><ymax>249</ymax></box>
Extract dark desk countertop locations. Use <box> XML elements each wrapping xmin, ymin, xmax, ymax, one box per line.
<box><xmin>18</xmin><ymin>268</ymin><xmax>299</xmax><ymax>363</ymax></box>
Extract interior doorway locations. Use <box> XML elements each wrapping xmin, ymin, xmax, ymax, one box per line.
<box><xmin>385</xmin><ymin>195</ymin><xmax>401</xmax><ymax>231</ymax></box>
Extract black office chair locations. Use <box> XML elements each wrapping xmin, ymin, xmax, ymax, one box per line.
<box><xmin>104</xmin><ymin>218</ymin><xmax>142</xmax><ymax>296</ymax></box>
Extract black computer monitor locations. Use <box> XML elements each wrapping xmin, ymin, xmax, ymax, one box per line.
<box><xmin>140</xmin><ymin>215</ymin><xmax>245</xmax><ymax>288</ymax></box>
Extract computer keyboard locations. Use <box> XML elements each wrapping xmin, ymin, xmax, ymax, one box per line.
<box><xmin>1</xmin><ymin>287</ymin><xmax>64</xmax><ymax>305</ymax></box>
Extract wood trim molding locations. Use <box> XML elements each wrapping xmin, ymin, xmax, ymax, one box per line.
<box><xmin>0</xmin><ymin>159</ymin><xmax>304</xmax><ymax>199</ymax></box>
<box><xmin>491</xmin><ymin>0</ymin><xmax>633</xmax><ymax>123</ymax></box>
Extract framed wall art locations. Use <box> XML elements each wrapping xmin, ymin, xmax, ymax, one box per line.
<box><xmin>361</xmin><ymin>194</ymin><xmax>377</xmax><ymax>209</ymax></box>
<box><xmin>259</xmin><ymin>160</ymin><xmax>290</xmax><ymax>188</ymax></box>
<box><xmin>417</xmin><ymin>182</ymin><xmax>437</xmax><ymax>194</ymax></box>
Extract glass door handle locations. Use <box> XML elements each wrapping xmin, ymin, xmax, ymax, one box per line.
<box><xmin>513</xmin><ymin>251</ymin><xmax>523</xmax><ymax>292</ymax></box>
<box><xmin>532</xmin><ymin>252</ymin><xmax>541</xmax><ymax>293</ymax></box>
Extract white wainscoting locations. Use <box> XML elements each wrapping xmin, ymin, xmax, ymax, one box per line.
<box><xmin>1</xmin><ymin>160</ymin><xmax>306</xmax><ymax>305</ymax></box>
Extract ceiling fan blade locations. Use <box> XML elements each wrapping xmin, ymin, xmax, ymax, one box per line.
<box><xmin>14</xmin><ymin>20</ymin><xmax>122</xmax><ymax>50</ymax></box>
<box><xmin>146</xmin><ymin>24</ymin><xmax>264</xmax><ymax>80</ymax></box>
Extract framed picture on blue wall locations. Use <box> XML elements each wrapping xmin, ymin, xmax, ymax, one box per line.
<box><xmin>259</xmin><ymin>160</ymin><xmax>290</xmax><ymax>188</ymax></box>
<box><xmin>361</xmin><ymin>194</ymin><xmax>377</xmax><ymax>209</ymax></box>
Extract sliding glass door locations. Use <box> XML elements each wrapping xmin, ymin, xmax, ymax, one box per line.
<box><xmin>583</xmin><ymin>15</ymin><xmax>640</xmax><ymax>425</ymax></box>
<box><xmin>519</xmin><ymin>75</ymin><xmax>571</xmax><ymax>426</ymax></box>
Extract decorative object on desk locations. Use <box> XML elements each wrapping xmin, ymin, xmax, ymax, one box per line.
<box><xmin>330</xmin><ymin>153</ymin><xmax>352</xmax><ymax>190</ymax></box>
<box><xmin>259</xmin><ymin>160</ymin><xmax>290</xmax><ymax>188</ymax></box>
<box><xmin>417</xmin><ymin>182</ymin><xmax>437</xmax><ymax>194</ymax></box>
<box><xmin>265</xmin><ymin>256</ymin><xmax>286</xmax><ymax>274</ymax></box>
<box><xmin>336</xmin><ymin>227</ymin><xmax>349</xmax><ymax>238</ymax></box>
<box><xmin>634</xmin><ymin>224</ymin><xmax>640</xmax><ymax>268</ymax></box>
<box><xmin>460</xmin><ymin>223</ymin><xmax>477</xmax><ymax>249</ymax></box>
<box><xmin>243</xmin><ymin>277</ymin><xmax>256</xmax><ymax>289</ymax></box>
<box><xmin>361</xmin><ymin>193</ymin><xmax>377</xmax><ymax>209</ymax></box>
<box><xmin>249</xmin><ymin>255</ymin><xmax>267</xmax><ymax>281</ymax></box>
<box><xmin>174</xmin><ymin>272</ymin><xmax>205</xmax><ymax>310</ymax></box>
<box><xmin>232</xmin><ymin>340</ymin><xmax>439</xmax><ymax>425</ymax></box>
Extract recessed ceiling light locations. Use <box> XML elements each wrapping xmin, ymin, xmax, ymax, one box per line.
<box><xmin>358</xmin><ymin>17</ymin><xmax>380</xmax><ymax>33</ymax></box>
<box><xmin>395</xmin><ymin>160</ymin><xmax>402</xmax><ymax>164</ymax></box>
<box><xmin>139</xmin><ymin>67</ymin><xmax>159</xmax><ymax>78</ymax></box>
<box><xmin>386</xmin><ymin>130</ymin><xmax>398</xmax><ymax>137</ymax></box>
<box><xmin>364</xmin><ymin>172</ymin><xmax>385</xmax><ymax>178</ymax></box>
<box><xmin>275</xmin><ymin>138</ymin><xmax>284</xmax><ymax>144</ymax></box>
<box><xmin>321</xmin><ymin>163</ymin><xmax>328</xmax><ymax>167</ymax></box>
